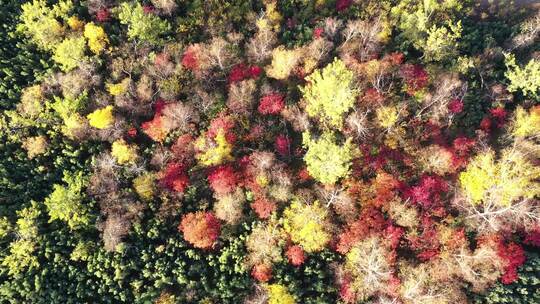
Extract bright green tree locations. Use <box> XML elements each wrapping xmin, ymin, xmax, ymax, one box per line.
<box><xmin>1</xmin><ymin>202</ymin><xmax>40</xmax><ymax>276</ymax></box>
<box><xmin>18</xmin><ymin>0</ymin><xmax>73</xmax><ymax>51</ymax></box>
<box><xmin>49</xmin><ymin>93</ymin><xmax>87</xmax><ymax>137</ymax></box>
<box><xmin>44</xmin><ymin>171</ymin><xmax>91</xmax><ymax>230</ymax></box>
<box><xmin>391</xmin><ymin>0</ymin><xmax>465</xmax><ymax>62</ymax></box>
<box><xmin>117</xmin><ymin>2</ymin><xmax>171</xmax><ymax>44</ymax></box>
<box><xmin>424</xmin><ymin>21</ymin><xmax>462</xmax><ymax>62</ymax></box>
<box><xmin>0</xmin><ymin>217</ymin><xmax>12</xmax><ymax>238</ymax></box>
<box><xmin>505</xmin><ymin>53</ymin><xmax>540</xmax><ymax>99</ymax></box>
<box><xmin>52</xmin><ymin>36</ymin><xmax>87</xmax><ymax>71</ymax></box>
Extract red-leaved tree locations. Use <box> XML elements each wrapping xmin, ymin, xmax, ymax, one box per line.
<box><xmin>159</xmin><ymin>162</ymin><xmax>190</xmax><ymax>193</ymax></box>
<box><xmin>207</xmin><ymin>164</ymin><xmax>238</xmax><ymax>196</ymax></box>
<box><xmin>258</xmin><ymin>93</ymin><xmax>285</xmax><ymax>115</ymax></box>
<box><xmin>286</xmin><ymin>245</ymin><xmax>306</xmax><ymax>266</ymax></box>
<box><xmin>251</xmin><ymin>263</ymin><xmax>272</xmax><ymax>282</ymax></box>
<box><xmin>497</xmin><ymin>241</ymin><xmax>526</xmax><ymax>284</ymax></box>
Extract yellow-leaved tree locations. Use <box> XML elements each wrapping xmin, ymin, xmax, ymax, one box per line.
<box><xmin>133</xmin><ymin>173</ymin><xmax>155</xmax><ymax>201</ymax></box>
<box><xmin>459</xmin><ymin>149</ymin><xmax>540</xmax><ymax>207</ymax></box>
<box><xmin>266</xmin><ymin>46</ymin><xmax>301</xmax><ymax>80</ymax></box>
<box><xmin>195</xmin><ymin>130</ymin><xmax>233</xmax><ymax>167</ymax></box>
<box><xmin>455</xmin><ymin>147</ymin><xmax>540</xmax><ymax>232</ymax></box>
<box><xmin>303</xmin><ymin>131</ymin><xmax>353</xmax><ymax>185</ymax></box>
<box><xmin>267</xmin><ymin>284</ymin><xmax>296</xmax><ymax>304</ymax></box>
<box><xmin>111</xmin><ymin>139</ymin><xmax>138</xmax><ymax>164</ymax></box>
<box><xmin>283</xmin><ymin>199</ymin><xmax>331</xmax><ymax>253</ymax></box>
<box><xmin>301</xmin><ymin>58</ymin><xmax>358</xmax><ymax>129</ymax></box>
<box><xmin>511</xmin><ymin>106</ymin><xmax>540</xmax><ymax>138</ymax></box>
<box><xmin>87</xmin><ymin>105</ymin><xmax>114</xmax><ymax>129</ymax></box>
<box><xmin>106</xmin><ymin>78</ymin><xmax>131</xmax><ymax>96</ymax></box>
<box><xmin>84</xmin><ymin>22</ymin><xmax>108</xmax><ymax>54</ymax></box>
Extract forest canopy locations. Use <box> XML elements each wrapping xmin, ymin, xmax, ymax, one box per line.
<box><xmin>0</xmin><ymin>0</ymin><xmax>539</xmax><ymax>303</ymax></box>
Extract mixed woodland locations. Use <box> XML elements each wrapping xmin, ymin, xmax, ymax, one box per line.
<box><xmin>0</xmin><ymin>0</ymin><xmax>539</xmax><ymax>303</ymax></box>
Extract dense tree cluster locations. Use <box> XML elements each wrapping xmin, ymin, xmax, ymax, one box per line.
<box><xmin>0</xmin><ymin>0</ymin><xmax>539</xmax><ymax>303</ymax></box>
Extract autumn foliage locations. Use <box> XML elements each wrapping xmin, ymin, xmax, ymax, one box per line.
<box><xmin>178</xmin><ymin>211</ymin><xmax>221</xmax><ymax>249</ymax></box>
<box><xmin>207</xmin><ymin>164</ymin><xmax>238</xmax><ymax>196</ymax></box>
<box><xmin>159</xmin><ymin>162</ymin><xmax>189</xmax><ymax>193</ymax></box>
<box><xmin>286</xmin><ymin>245</ymin><xmax>306</xmax><ymax>266</ymax></box>
<box><xmin>4</xmin><ymin>1</ymin><xmax>540</xmax><ymax>303</ymax></box>
<box><xmin>258</xmin><ymin>93</ymin><xmax>285</xmax><ymax>115</ymax></box>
